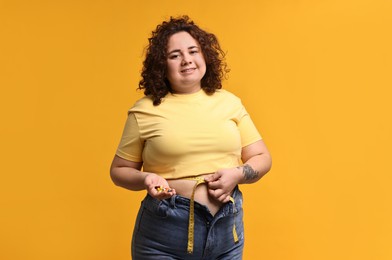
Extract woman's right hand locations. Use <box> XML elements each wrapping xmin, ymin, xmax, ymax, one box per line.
<box><xmin>144</xmin><ymin>173</ymin><xmax>176</xmax><ymax>200</ymax></box>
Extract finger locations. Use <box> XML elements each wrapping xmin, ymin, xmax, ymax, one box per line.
<box><xmin>207</xmin><ymin>188</ymin><xmax>217</xmax><ymax>198</ymax></box>
<box><xmin>162</xmin><ymin>188</ymin><xmax>176</xmax><ymax>197</ymax></box>
<box><xmin>204</xmin><ymin>172</ymin><xmax>220</xmax><ymax>182</ymax></box>
<box><xmin>154</xmin><ymin>185</ymin><xmax>175</xmax><ymax>193</ymax></box>
<box><xmin>203</xmin><ymin>174</ymin><xmax>213</xmax><ymax>182</ymax></box>
<box><xmin>223</xmin><ymin>195</ymin><xmax>231</xmax><ymax>203</ymax></box>
<box><xmin>206</xmin><ymin>181</ymin><xmax>221</xmax><ymax>190</ymax></box>
<box><xmin>154</xmin><ymin>187</ymin><xmax>176</xmax><ymax>199</ymax></box>
<box><xmin>208</xmin><ymin>188</ymin><xmax>224</xmax><ymax>199</ymax></box>
<box><xmin>217</xmin><ymin>193</ymin><xmax>231</xmax><ymax>203</ymax></box>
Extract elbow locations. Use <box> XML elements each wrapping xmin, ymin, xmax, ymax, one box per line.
<box><xmin>266</xmin><ymin>152</ymin><xmax>272</xmax><ymax>172</ymax></box>
<box><xmin>261</xmin><ymin>152</ymin><xmax>272</xmax><ymax>177</ymax></box>
<box><xmin>110</xmin><ymin>166</ymin><xmax>121</xmax><ymax>187</ymax></box>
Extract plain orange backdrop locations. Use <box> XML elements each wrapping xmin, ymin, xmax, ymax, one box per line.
<box><xmin>1</xmin><ymin>0</ymin><xmax>391</xmax><ymax>259</ymax></box>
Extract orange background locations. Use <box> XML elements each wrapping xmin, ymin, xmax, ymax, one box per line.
<box><xmin>1</xmin><ymin>0</ymin><xmax>391</xmax><ymax>259</ymax></box>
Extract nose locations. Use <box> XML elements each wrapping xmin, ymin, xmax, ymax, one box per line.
<box><xmin>181</xmin><ymin>53</ymin><xmax>192</xmax><ymax>65</ymax></box>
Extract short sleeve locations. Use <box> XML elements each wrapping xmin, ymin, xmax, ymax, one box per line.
<box><xmin>115</xmin><ymin>112</ymin><xmax>144</xmax><ymax>162</ymax></box>
<box><xmin>237</xmin><ymin>106</ymin><xmax>262</xmax><ymax>147</ymax></box>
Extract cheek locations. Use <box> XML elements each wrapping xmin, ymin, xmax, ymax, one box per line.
<box><xmin>166</xmin><ymin>63</ymin><xmax>176</xmax><ymax>77</ymax></box>
<box><xmin>199</xmin><ymin>61</ymin><xmax>207</xmax><ymax>76</ymax></box>
<box><xmin>198</xmin><ymin>57</ymin><xmax>207</xmax><ymax>71</ymax></box>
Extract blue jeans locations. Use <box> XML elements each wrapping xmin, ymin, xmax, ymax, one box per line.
<box><xmin>132</xmin><ymin>187</ymin><xmax>245</xmax><ymax>260</ymax></box>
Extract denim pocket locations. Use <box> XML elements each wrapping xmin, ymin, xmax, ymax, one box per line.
<box><xmin>134</xmin><ymin>196</ymin><xmax>171</xmax><ymax>239</ymax></box>
<box><xmin>142</xmin><ymin>195</ymin><xmax>170</xmax><ymax>218</ymax></box>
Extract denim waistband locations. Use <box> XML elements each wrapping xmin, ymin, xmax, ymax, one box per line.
<box><xmin>166</xmin><ymin>186</ymin><xmax>241</xmax><ymax>216</ymax></box>
<box><xmin>143</xmin><ymin>186</ymin><xmax>241</xmax><ymax>215</ymax></box>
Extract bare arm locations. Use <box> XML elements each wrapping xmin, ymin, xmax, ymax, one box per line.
<box><xmin>110</xmin><ymin>155</ymin><xmax>176</xmax><ymax>198</ymax></box>
<box><xmin>110</xmin><ymin>155</ymin><xmax>146</xmax><ymax>190</ymax></box>
<box><xmin>238</xmin><ymin>139</ymin><xmax>272</xmax><ymax>184</ymax></box>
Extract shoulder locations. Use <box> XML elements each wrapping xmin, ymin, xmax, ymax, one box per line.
<box><xmin>214</xmin><ymin>89</ymin><xmax>242</xmax><ymax>104</ymax></box>
<box><xmin>129</xmin><ymin>96</ymin><xmax>155</xmax><ymax>112</ymax></box>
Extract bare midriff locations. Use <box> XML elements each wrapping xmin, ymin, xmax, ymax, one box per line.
<box><xmin>167</xmin><ymin>174</ymin><xmax>223</xmax><ymax>216</ymax></box>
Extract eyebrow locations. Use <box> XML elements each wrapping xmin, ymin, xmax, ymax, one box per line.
<box><xmin>167</xmin><ymin>46</ymin><xmax>199</xmax><ymax>55</ymax></box>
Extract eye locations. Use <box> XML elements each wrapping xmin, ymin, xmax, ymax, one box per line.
<box><xmin>190</xmin><ymin>50</ymin><xmax>199</xmax><ymax>55</ymax></box>
<box><xmin>169</xmin><ymin>54</ymin><xmax>180</xmax><ymax>59</ymax></box>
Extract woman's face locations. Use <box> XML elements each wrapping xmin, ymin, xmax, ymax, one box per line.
<box><xmin>166</xmin><ymin>31</ymin><xmax>206</xmax><ymax>94</ymax></box>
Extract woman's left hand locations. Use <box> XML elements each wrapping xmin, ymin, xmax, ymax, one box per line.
<box><xmin>204</xmin><ymin>167</ymin><xmax>243</xmax><ymax>203</ymax></box>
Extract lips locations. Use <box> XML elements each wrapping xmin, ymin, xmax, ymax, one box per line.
<box><xmin>180</xmin><ymin>68</ymin><xmax>196</xmax><ymax>73</ymax></box>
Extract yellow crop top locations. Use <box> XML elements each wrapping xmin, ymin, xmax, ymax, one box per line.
<box><xmin>116</xmin><ymin>89</ymin><xmax>262</xmax><ymax>179</ymax></box>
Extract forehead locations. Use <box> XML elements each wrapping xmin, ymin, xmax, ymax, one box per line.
<box><xmin>167</xmin><ymin>31</ymin><xmax>199</xmax><ymax>51</ymax></box>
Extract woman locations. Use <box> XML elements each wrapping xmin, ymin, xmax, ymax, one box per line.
<box><xmin>110</xmin><ymin>15</ymin><xmax>272</xmax><ymax>259</ymax></box>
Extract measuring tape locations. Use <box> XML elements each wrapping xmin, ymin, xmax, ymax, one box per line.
<box><xmin>186</xmin><ymin>176</ymin><xmax>205</xmax><ymax>254</ymax></box>
<box><xmin>184</xmin><ymin>176</ymin><xmax>239</xmax><ymax>254</ymax></box>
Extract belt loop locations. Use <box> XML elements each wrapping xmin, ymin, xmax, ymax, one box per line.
<box><xmin>169</xmin><ymin>195</ymin><xmax>177</xmax><ymax>208</ymax></box>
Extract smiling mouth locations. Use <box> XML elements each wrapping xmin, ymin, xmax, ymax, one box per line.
<box><xmin>181</xmin><ymin>68</ymin><xmax>196</xmax><ymax>73</ymax></box>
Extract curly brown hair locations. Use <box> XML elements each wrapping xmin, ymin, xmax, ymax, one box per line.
<box><xmin>138</xmin><ymin>15</ymin><xmax>229</xmax><ymax>105</ymax></box>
